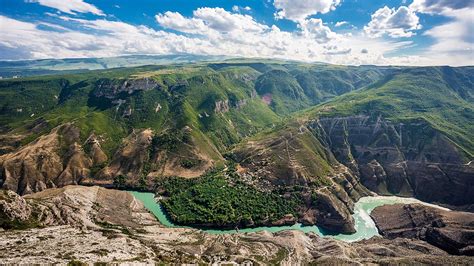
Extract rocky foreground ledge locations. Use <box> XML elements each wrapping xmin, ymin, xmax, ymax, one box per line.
<box><xmin>1</xmin><ymin>186</ymin><xmax>473</xmax><ymax>264</ymax></box>
<box><xmin>371</xmin><ymin>203</ymin><xmax>474</xmax><ymax>256</ymax></box>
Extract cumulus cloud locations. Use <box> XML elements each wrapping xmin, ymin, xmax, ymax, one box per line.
<box><xmin>155</xmin><ymin>11</ymin><xmax>208</xmax><ymax>34</ymax></box>
<box><xmin>193</xmin><ymin>7</ymin><xmax>265</xmax><ymax>32</ymax></box>
<box><xmin>156</xmin><ymin>7</ymin><xmax>267</xmax><ymax>36</ymax></box>
<box><xmin>405</xmin><ymin>0</ymin><xmax>474</xmax><ymax>65</ymax></box>
<box><xmin>273</xmin><ymin>0</ymin><xmax>341</xmax><ymax>22</ymax></box>
<box><xmin>299</xmin><ymin>18</ymin><xmax>337</xmax><ymax>43</ymax></box>
<box><xmin>26</xmin><ymin>0</ymin><xmax>104</xmax><ymax>16</ymax></box>
<box><xmin>364</xmin><ymin>6</ymin><xmax>421</xmax><ymax>38</ymax></box>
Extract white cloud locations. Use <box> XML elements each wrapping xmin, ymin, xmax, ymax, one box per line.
<box><xmin>193</xmin><ymin>7</ymin><xmax>266</xmax><ymax>32</ymax></box>
<box><xmin>405</xmin><ymin>0</ymin><xmax>474</xmax><ymax>65</ymax></box>
<box><xmin>273</xmin><ymin>0</ymin><xmax>341</xmax><ymax>22</ymax></box>
<box><xmin>299</xmin><ymin>18</ymin><xmax>337</xmax><ymax>43</ymax></box>
<box><xmin>335</xmin><ymin>21</ymin><xmax>348</xmax><ymax>27</ymax></box>
<box><xmin>232</xmin><ymin>5</ymin><xmax>251</xmax><ymax>12</ymax></box>
<box><xmin>364</xmin><ymin>6</ymin><xmax>421</xmax><ymax>38</ymax></box>
<box><xmin>156</xmin><ymin>7</ymin><xmax>267</xmax><ymax>36</ymax></box>
<box><xmin>26</xmin><ymin>0</ymin><xmax>104</xmax><ymax>16</ymax></box>
<box><xmin>155</xmin><ymin>11</ymin><xmax>208</xmax><ymax>34</ymax></box>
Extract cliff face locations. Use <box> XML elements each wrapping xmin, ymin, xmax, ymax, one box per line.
<box><xmin>312</xmin><ymin>115</ymin><xmax>473</xmax><ymax>207</ymax></box>
<box><xmin>233</xmin><ymin>113</ymin><xmax>472</xmax><ymax>231</ymax></box>
<box><xmin>371</xmin><ymin>203</ymin><xmax>474</xmax><ymax>255</ymax></box>
<box><xmin>0</xmin><ymin>124</ymin><xmax>92</xmax><ymax>195</ymax></box>
<box><xmin>93</xmin><ymin>78</ymin><xmax>160</xmax><ymax>100</ymax></box>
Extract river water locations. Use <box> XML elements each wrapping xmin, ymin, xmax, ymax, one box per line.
<box><xmin>129</xmin><ymin>191</ymin><xmax>449</xmax><ymax>242</ymax></box>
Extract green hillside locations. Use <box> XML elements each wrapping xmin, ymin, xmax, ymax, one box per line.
<box><xmin>311</xmin><ymin>67</ymin><xmax>474</xmax><ymax>156</ymax></box>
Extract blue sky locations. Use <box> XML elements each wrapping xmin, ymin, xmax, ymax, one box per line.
<box><xmin>0</xmin><ymin>0</ymin><xmax>472</xmax><ymax>65</ymax></box>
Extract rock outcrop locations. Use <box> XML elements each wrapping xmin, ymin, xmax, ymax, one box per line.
<box><xmin>85</xmin><ymin>133</ymin><xmax>108</xmax><ymax>165</ymax></box>
<box><xmin>313</xmin><ymin>188</ymin><xmax>356</xmax><ymax>233</ymax></box>
<box><xmin>371</xmin><ymin>203</ymin><xmax>474</xmax><ymax>255</ymax></box>
<box><xmin>0</xmin><ymin>186</ymin><xmax>157</xmax><ymax>230</ymax></box>
<box><xmin>0</xmin><ymin>190</ymin><xmax>32</xmax><ymax>228</ymax></box>
<box><xmin>311</xmin><ymin>115</ymin><xmax>474</xmax><ymax>208</ymax></box>
<box><xmin>214</xmin><ymin>100</ymin><xmax>230</xmax><ymax>113</ymax></box>
<box><xmin>0</xmin><ymin>124</ymin><xmax>92</xmax><ymax>195</ymax></box>
<box><xmin>98</xmin><ymin>129</ymin><xmax>153</xmax><ymax>184</ymax></box>
<box><xmin>93</xmin><ymin>78</ymin><xmax>160</xmax><ymax>100</ymax></box>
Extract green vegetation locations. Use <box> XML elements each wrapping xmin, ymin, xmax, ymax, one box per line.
<box><xmin>255</xmin><ymin>69</ymin><xmax>310</xmax><ymax>114</ymax></box>
<box><xmin>67</xmin><ymin>260</ymin><xmax>87</xmax><ymax>266</ymax></box>
<box><xmin>113</xmin><ymin>175</ymin><xmax>127</xmax><ymax>188</ymax></box>
<box><xmin>158</xmin><ymin>171</ymin><xmax>303</xmax><ymax>228</ymax></box>
<box><xmin>311</xmin><ymin>67</ymin><xmax>474</xmax><ymax>156</ymax></box>
<box><xmin>0</xmin><ymin>216</ymin><xmax>40</xmax><ymax>230</ymax></box>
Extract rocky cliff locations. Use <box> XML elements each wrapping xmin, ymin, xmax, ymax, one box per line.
<box><xmin>311</xmin><ymin>115</ymin><xmax>474</xmax><ymax>208</ymax></box>
<box><xmin>0</xmin><ymin>124</ymin><xmax>92</xmax><ymax>195</ymax></box>
<box><xmin>371</xmin><ymin>203</ymin><xmax>474</xmax><ymax>255</ymax></box>
<box><xmin>93</xmin><ymin>78</ymin><xmax>160</xmax><ymax>100</ymax></box>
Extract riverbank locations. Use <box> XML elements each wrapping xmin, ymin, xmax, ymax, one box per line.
<box><xmin>129</xmin><ymin>191</ymin><xmax>451</xmax><ymax>242</ymax></box>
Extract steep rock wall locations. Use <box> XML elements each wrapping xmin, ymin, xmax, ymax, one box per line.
<box><xmin>311</xmin><ymin>115</ymin><xmax>473</xmax><ymax>207</ymax></box>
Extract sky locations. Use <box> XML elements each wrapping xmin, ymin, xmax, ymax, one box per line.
<box><xmin>0</xmin><ymin>0</ymin><xmax>473</xmax><ymax>66</ymax></box>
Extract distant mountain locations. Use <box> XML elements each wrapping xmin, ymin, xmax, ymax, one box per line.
<box><xmin>0</xmin><ymin>54</ymin><xmax>228</xmax><ymax>78</ymax></box>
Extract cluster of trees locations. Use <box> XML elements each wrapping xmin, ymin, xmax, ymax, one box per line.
<box><xmin>158</xmin><ymin>172</ymin><xmax>302</xmax><ymax>228</ymax></box>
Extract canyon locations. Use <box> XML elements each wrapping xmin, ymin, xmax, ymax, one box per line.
<box><xmin>0</xmin><ymin>60</ymin><xmax>473</xmax><ymax>263</ymax></box>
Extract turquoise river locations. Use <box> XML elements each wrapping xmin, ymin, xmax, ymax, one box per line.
<box><xmin>129</xmin><ymin>191</ymin><xmax>449</xmax><ymax>242</ymax></box>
